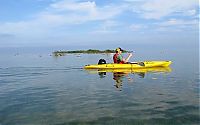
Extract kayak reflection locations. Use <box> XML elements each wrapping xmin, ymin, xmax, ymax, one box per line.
<box><xmin>85</xmin><ymin>67</ymin><xmax>172</xmax><ymax>90</ymax></box>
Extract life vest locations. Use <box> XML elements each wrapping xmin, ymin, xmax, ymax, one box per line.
<box><xmin>98</xmin><ymin>59</ymin><xmax>106</xmax><ymax>64</ymax></box>
<box><xmin>113</xmin><ymin>53</ymin><xmax>124</xmax><ymax>64</ymax></box>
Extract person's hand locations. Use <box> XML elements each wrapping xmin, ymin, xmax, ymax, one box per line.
<box><xmin>128</xmin><ymin>53</ymin><xmax>133</xmax><ymax>57</ymax></box>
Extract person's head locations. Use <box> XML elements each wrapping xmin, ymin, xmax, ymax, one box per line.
<box><xmin>115</xmin><ymin>47</ymin><xmax>123</xmax><ymax>54</ymax></box>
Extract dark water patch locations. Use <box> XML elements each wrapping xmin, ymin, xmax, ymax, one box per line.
<box><xmin>0</xmin><ymin>67</ymin><xmax>83</xmax><ymax>84</ymax></box>
<box><xmin>0</xmin><ymin>79</ymin><xmax>17</xmax><ymax>84</ymax></box>
<box><xmin>0</xmin><ymin>67</ymin><xmax>48</xmax><ymax>77</ymax></box>
<box><xmin>0</xmin><ymin>86</ymin><xmax>58</xmax><ymax>125</ymax></box>
<box><xmin>194</xmin><ymin>78</ymin><xmax>199</xmax><ymax>83</ymax></box>
<box><xmin>164</xmin><ymin>100</ymin><xmax>180</xmax><ymax>105</ymax></box>
<box><xmin>55</xmin><ymin>116</ymin><xmax>200</xmax><ymax>125</ymax></box>
<box><xmin>164</xmin><ymin>105</ymin><xmax>199</xmax><ymax>119</ymax></box>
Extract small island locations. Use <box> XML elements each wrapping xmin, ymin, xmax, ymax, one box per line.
<box><xmin>53</xmin><ymin>49</ymin><xmax>130</xmax><ymax>56</ymax></box>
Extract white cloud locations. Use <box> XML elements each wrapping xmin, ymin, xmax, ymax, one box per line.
<box><xmin>1</xmin><ymin>0</ymin><xmax>198</xmax><ymax>36</ymax></box>
<box><xmin>0</xmin><ymin>0</ymin><xmax>125</xmax><ymax>36</ymax></box>
<box><xmin>140</xmin><ymin>0</ymin><xmax>198</xmax><ymax>19</ymax></box>
<box><xmin>124</xmin><ymin>0</ymin><xmax>136</xmax><ymax>1</ymax></box>
<box><xmin>91</xmin><ymin>20</ymin><xmax>120</xmax><ymax>34</ymax></box>
<box><xmin>153</xmin><ymin>18</ymin><xmax>198</xmax><ymax>32</ymax></box>
<box><xmin>159</xmin><ymin>19</ymin><xmax>198</xmax><ymax>27</ymax></box>
<box><xmin>184</xmin><ymin>9</ymin><xmax>197</xmax><ymax>16</ymax></box>
<box><xmin>0</xmin><ymin>0</ymin><xmax>198</xmax><ymax>45</ymax></box>
<box><xmin>129</xmin><ymin>24</ymin><xmax>147</xmax><ymax>31</ymax></box>
<box><xmin>39</xmin><ymin>0</ymin><xmax>125</xmax><ymax>24</ymax></box>
<box><xmin>50</xmin><ymin>0</ymin><xmax>97</xmax><ymax>12</ymax></box>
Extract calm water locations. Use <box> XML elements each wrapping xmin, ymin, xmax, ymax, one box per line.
<box><xmin>0</xmin><ymin>47</ymin><xmax>199</xmax><ymax>125</ymax></box>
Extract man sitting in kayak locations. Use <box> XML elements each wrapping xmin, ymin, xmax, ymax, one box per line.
<box><xmin>113</xmin><ymin>47</ymin><xmax>132</xmax><ymax>64</ymax></box>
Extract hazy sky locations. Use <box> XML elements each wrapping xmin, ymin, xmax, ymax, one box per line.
<box><xmin>0</xmin><ymin>0</ymin><xmax>198</xmax><ymax>48</ymax></box>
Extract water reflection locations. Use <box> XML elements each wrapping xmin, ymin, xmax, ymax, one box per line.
<box><xmin>86</xmin><ymin>67</ymin><xmax>172</xmax><ymax>90</ymax></box>
<box><xmin>113</xmin><ymin>72</ymin><xmax>129</xmax><ymax>89</ymax></box>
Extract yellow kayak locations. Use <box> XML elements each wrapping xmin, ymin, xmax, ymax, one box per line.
<box><xmin>84</xmin><ymin>61</ymin><xmax>172</xmax><ymax>69</ymax></box>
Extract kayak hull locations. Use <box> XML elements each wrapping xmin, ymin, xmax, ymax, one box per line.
<box><xmin>84</xmin><ymin>61</ymin><xmax>172</xmax><ymax>69</ymax></box>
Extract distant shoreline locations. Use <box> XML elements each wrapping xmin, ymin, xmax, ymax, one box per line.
<box><xmin>53</xmin><ymin>49</ymin><xmax>130</xmax><ymax>56</ymax></box>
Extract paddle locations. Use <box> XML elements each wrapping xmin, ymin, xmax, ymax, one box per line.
<box><xmin>129</xmin><ymin>62</ymin><xmax>145</xmax><ymax>66</ymax></box>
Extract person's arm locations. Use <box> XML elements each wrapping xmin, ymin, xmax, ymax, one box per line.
<box><xmin>125</xmin><ymin>53</ymin><xmax>132</xmax><ymax>62</ymax></box>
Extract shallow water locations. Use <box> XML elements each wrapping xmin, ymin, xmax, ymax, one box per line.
<box><xmin>0</xmin><ymin>47</ymin><xmax>199</xmax><ymax>125</ymax></box>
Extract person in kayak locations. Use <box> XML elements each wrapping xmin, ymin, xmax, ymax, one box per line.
<box><xmin>113</xmin><ymin>47</ymin><xmax>132</xmax><ymax>64</ymax></box>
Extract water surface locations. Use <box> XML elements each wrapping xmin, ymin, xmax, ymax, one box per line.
<box><xmin>0</xmin><ymin>47</ymin><xmax>199</xmax><ymax>125</ymax></box>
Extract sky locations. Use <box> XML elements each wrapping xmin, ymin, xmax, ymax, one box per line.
<box><xmin>0</xmin><ymin>0</ymin><xmax>199</xmax><ymax>48</ymax></box>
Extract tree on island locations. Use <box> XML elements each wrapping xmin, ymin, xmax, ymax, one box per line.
<box><xmin>53</xmin><ymin>49</ymin><xmax>130</xmax><ymax>56</ymax></box>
